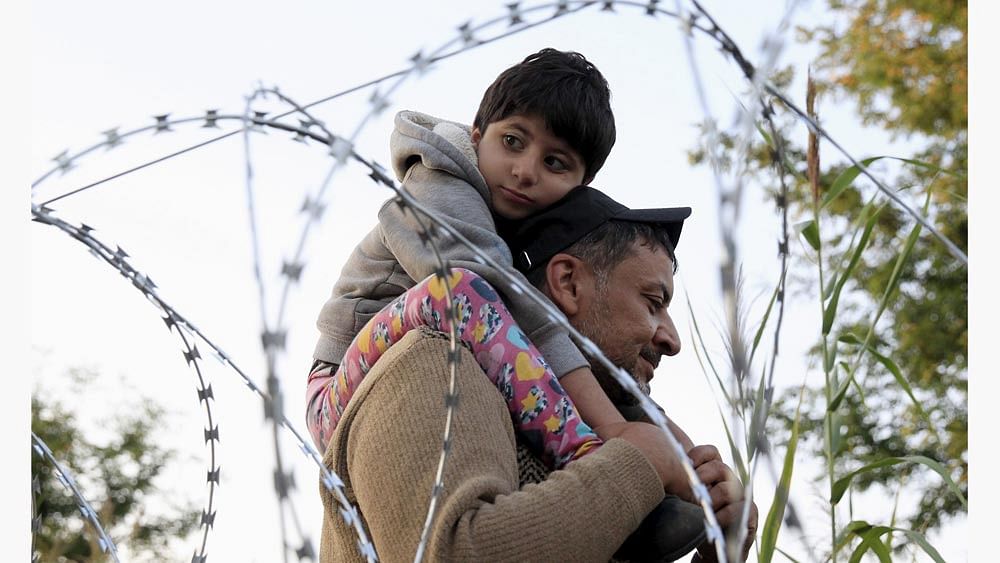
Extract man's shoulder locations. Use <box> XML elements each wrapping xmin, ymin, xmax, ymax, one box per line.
<box><xmin>327</xmin><ymin>327</ymin><xmax>513</xmax><ymax>459</ymax></box>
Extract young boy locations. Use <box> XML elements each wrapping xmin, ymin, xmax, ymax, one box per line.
<box><xmin>308</xmin><ymin>48</ymin><xmax>621</xmax><ymax>464</ymax></box>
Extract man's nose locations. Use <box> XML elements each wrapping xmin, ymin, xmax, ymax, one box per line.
<box><xmin>654</xmin><ymin>313</ymin><xmax>681</xmax><ymax>357</ymax></box>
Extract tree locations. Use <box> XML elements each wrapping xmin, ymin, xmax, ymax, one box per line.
<box><xmin>793</xmin><ymin>0</ymin><xmax>967</xmax><ymax>537</ymax></box>
<box><xmin>689</xmin><ymin>0</ymin><xmax>967</xmax><ymax>555</ymax></box>
<box><xmin>31</xmin><ymin>374</ymin><xmax>199</xmax><ymax>562</ymax></box>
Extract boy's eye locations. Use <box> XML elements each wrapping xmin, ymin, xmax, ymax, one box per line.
<box><xmin>545</xmin><ymin>156</ymin><xmax>568</xmax><ymax>172</ymax></box>
<box><xmin>502</xmin><ymin>134</ymin><xmax>523</xmax><ymax>150</ymax></box>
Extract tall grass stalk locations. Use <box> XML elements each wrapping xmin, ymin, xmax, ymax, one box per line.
<box><xmin>802</xmin><ymin>75</ymin><xmax>840</xmax><ymax>563</ymax></box>
<box><xmin>688</xmin><ymin>70</ymin><xmax>964</xmax><ymax>563</ymax></box>
<box><xmin>802</xmin><ymin>127</ymin><xmax>965</xmax><ymax>562</ymax></box>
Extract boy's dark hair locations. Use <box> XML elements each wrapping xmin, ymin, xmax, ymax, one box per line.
<box><xmin>526</xmin><ymin>220</ymin><xmax>678</xmax><ymax>290</ymax></box>
<box><xmin>473</xmin><ymin>48</ymin><xmax>616</xmax><ymax>182</ymax></box>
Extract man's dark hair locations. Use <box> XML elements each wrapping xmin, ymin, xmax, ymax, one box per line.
<box><xmin>527</xmin><ymin>220</ymin><xmax>678</xmax><ymax>289</ymax></box>
<box><xmin>473</xmin><ymin>48</ymin><xmax>616</xmax><ymax>182</ymax></box>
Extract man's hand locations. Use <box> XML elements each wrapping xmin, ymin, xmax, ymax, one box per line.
<box><xmin>686</xmin><ymin>445</ymin><xmax>758</xmax><ymax>563</ymax></box>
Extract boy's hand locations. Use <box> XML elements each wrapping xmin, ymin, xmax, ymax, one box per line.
<box><xmin>607</xmin><ymin>421</ymin><xmax>689</xmax><ymax>494</ymax></box>
<box><xmin>687</xmin><ymin>445</ymin><xmax>758</xmax><ymax>563</ymax></box>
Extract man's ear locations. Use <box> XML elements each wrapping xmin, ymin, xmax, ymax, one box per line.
<box><xmin>543</xmin><ymin>253</ymin><xmax>593</xmax><ymax>318</ymax></box>
<box><xmin>471</xmin><ymin>127</ymin><xmax>482</xmax><ymax>150</ymax></box>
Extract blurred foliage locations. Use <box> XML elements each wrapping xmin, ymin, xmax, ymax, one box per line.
<box><xmin>804</xmin><ymin>0</ymin><xmax>967</xmax><ymax>139</ymax></box>
<box><xmin>689</xmin><ymin>0</ymin><xmax>967</xmax><ymax>547</ymax></box>
<box><xmin>31</xmin><ymin>376</ymin><xmax>199</xmax><ymax>562</ymax></box>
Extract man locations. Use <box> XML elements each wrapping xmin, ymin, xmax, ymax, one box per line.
<box><xmin>319</xmin><ymin>186</ymin><xmax>757</xmax><ymax>562</ymax></box>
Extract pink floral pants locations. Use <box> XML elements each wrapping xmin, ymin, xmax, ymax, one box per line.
<box><xmin>305</xmin><ymin>268</ymin><xmax>602</xmax><ymax>469</ymax></box>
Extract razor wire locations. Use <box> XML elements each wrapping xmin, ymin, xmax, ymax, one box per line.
<box><xmin>31</xmin><ymin>106</ymin><xmax>731</xmax><ymax>560</ymax></box>
<box><xmin>672</xmin><ymin>0</ymin><xmax>811</xmax><ymax>559</ymax></box>
<box><xmin>30</xmin><ymin>204</ymin><xmax>378</xmax><ymax>563</ymax></box>
<box><xmin>32</xmin><ymin>432</ymin><xmax>121</xmax><ymax>563</ymax></box>
<box><xmin>229</xmin><ymin>4</ymin><xmax>706</xmax><ymax>560</ymax></box>
<box><xmin>241</xmin><ymin>87</ymin><xmax>313</xmax><ymax>563</ymax></box>
<box><xmin>26</xmin><ymin>1</ymin><xmax>952</xmax><ymax>561</ymax></box>
<box><xmin>240</xmin><ymin>86</ymin><xmax>474</xmax><ymax>561</ymax></box>
<box><xmin>673</xmin><ymin>0</ymin><xmax>767</xmax><ymax>559</ymax></box>
<box><xmin>29</xmin><ymin>210</ymin><xmax>220</xmax><ymax>563</ymax></box>
<box><xmin>340</xmin><ymin>139</ymin><xmax>733</xmax><ymax>561</ymax></box>
<box><xmin>32</xmin><ymin>4</ymin><xmax>728</xmax><ymax>561</ymax></box>
<box><xmin>239</xmin><ymin>101</ymin><xmax>733</xmax><ymax>560</ymax></box>
<box><xmin>31</xmin><ymin>1</ymin><xmax>965</xmax><ymax>264</ymax></box>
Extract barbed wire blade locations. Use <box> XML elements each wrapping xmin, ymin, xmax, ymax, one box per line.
<box><xmin>153</xmin><ymin>114</ymin><xmax>172</xmax><ymax>133</ymax></box>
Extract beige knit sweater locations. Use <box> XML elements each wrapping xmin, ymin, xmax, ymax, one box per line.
<box><xmin>319</xmin><ymin>328</ymin><xmax>665</xmax><ymax>562</ymax></box>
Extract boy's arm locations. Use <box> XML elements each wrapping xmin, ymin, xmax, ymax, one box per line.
<box><xmin>561</xmin><ymin>366</ymin><xmax>690</xmax><ymax>496</ymax></box>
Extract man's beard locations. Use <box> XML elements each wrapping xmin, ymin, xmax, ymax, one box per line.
<box><xmin>584</xmin><ymin>347</ymin><xmax>655</xmax><ymax>406</ymax></box>
<box><xmin>575</xmin><ymin>297</ymin><xmax>653</xmax><ymax>407</ymax></box>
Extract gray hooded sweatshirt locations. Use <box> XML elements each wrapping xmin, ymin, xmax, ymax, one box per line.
<box><xmin>313</xmin><ymin>110</ymin><xmax>588</xmax><ymax>378</ymax></box>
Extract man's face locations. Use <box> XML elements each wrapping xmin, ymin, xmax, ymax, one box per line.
<box><xmin>573</xmin><ymin>241</ymin><xmax>680</xmax><ymax>405</ymax></box>
<box><xmin>471</xmin><ymin>113</ymin><xmax>586</xmax><ymax>220</ymax></box>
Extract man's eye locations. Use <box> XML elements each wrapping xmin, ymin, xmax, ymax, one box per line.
<box><xmin>545</xmin><ymin>156</ymin><xmax>568</xmax><ymax>172</ymax></box>
<box><xmin>646</xmin><ymin>296</ymin><xmax>665</xmax><ymax>312</ymax></box>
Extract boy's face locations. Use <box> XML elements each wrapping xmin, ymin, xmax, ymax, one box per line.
<box><xmin>471</xmin><ymin>113</ymin><xmax>587</xmax><ymax>220</ymax></box>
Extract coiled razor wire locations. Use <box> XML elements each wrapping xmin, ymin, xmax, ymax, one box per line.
<box><xmin>29</xmin><ymin>209</ymin><xmax>220</xmax><ymax>563</ymax></box>
<box><xmin>31</xmin><ymin>1</ymin><xmax>965</xmax><ymax>264</ymax></box>
<box><xmin>28</xmin><ymin>1</ymin><xmax>964</xmax><ymax>561</ymax></box>
<box><xmin>230</xmin><ymin>3</ymin><xmax>714</xmax><ymax>560</ymax></box>
<box><xmin>31</xmin><ymin>105</ymin><xmax>731</xmax><ymax>560</ymax></box>
<box><xmin>233</xmin><ymin>98</ymin><xmax>728</xmax><ymax>560</ymax></box>
<box><xmin>240</xmin><ymin>105</ymin><xmax>735</xmax><ymax>558</ymax></box>
<box><xmin>31</xmin><ymin>474</ymin><xmax>40</xmax><ymax>562</ymax></box>
<box><xmin>240</xmin><ymin>86</ymin><xmax>317</xmax><ymax>563</ymax></box>
<box><xmin>30</xmin><ymin>204</ymin><xmax>378</xmax><ymax>563</ymax></box>
<box><xmin>32</xmin><ymin>432</ymin><xmax>121</xmax><ymax>562</ymax></box>
<box><xmin>239</xmin><ymin>85</ymin><xmax>470</xmax><ymax>562</ymax></box>
<box><xmin>238</xmin><ymin>94</ymin><xmax>731</xmax><ymax>559</ymax></box>
<box><xmin>673</xmin><ymin>0</ymin><xmax>811</xmax><ymax>558</ymax></box>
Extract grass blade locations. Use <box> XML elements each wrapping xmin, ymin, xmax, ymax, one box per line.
<box><xmin>821</xmin><ymin>155</ymin><xmax>965</xmax><ymax>210</ymax></box>
<box><xmin>848</xmin><ymin>526</ymin><xmax>892</xmax><ymax>563</ymax></box>
<box><xmin>796</xmin><ymin>220</ymin><xmax>821</xmax><ymax>252</ymax></box>
<box><xmin>837</xmin><ymin>521</ymin><xmax>946</xmax><ymax>563</ymax></box>
<box><xmin>831</xmin><ymin>456</ymin><xmax>967</xmax><ymax>508</ymax></box>
<box><xmin>719</xmin><ymin>408</ymin><xmax>749</xmax><ymax>484</ymax></box>
<box><xmin>822</xmin><ymin>156</ymin><xmax>880</xmax><ymax>210</ymax></box>
<box><xmin>828</xmin><ymin>520</ymin><xmax>873</xmax><ymax>561</ymax></box>
<box><xmin>900</xmin><ymin>529</ymin><xmax>946</xmax><ymax>563</ymax></box>
<box><xmin>822</xmin><ymin>203</ymin><xmax>883</xmax><ymax>335</ymax></box>
<box><xmin>759</xmin><ymin>386</ymin><xmax>804</xmax><ymax>563</ymax></box>
<box><xmin>837</xmin><ymin>190</ymin><xmax>937</xmax><ymax>429</ymax></box>
<box><xmin>747</xmin><ymin>365</ymin><xmax>768</xmax><ymax>462</ymax></box>
<box><xmin>774</xmin><ymin>546</ymin><xmax>801</xmax><ymax>563</ymax></box>
<box><xmin>827</xmin><ymin>361</ymin><xmax>855</xmax><ymax>412</ymax></box>
<box><xmin>747</xmin><ymin>281</ymin><xmax>781</xmax><ymax>370</ymax></box>
<box><xmin>864</xmin><ymin>347</ymin><xmax>928</xmax><ymax>421</ymax></box>
<box><xmin>685</xmin><ymin>292</ymin><xmax>733</xmax><ymax>406</ymax></box>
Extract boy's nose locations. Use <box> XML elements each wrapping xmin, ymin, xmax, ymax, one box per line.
<box><xmin>512</xmin><ymin>158</ymin><xmax>538</xmax><ymax>186</ymax></box>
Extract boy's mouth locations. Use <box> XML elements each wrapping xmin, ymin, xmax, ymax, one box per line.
<box><xmin>498</xmin><ymin>185</ymin><xmax>534</xmax><ymax>205</ymax></box>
